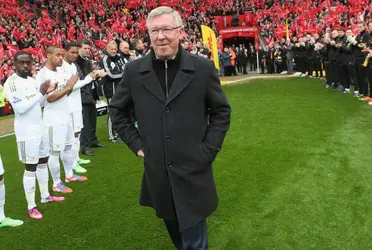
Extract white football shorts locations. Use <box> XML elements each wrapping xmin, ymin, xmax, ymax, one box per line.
<box><xmin>48</xmin><ymin>121</ymin><xmax>74</xmax><ymax>152</ymax></box>
<box><xmin>17</xmin><ymin>133</ymin><xmax>49</xmax><ymax>164</ymax></box>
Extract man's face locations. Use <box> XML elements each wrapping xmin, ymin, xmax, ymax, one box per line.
<box><xmin>338</xmin><ymin>30</ymin><xmax>345</xmax><ymax>37</ymax></box>
<box><xmin>148</xmin><ymin>14</ymin><xmax>182</xmax><ymax>60</ymax></box>
<box><xmin>346</xmin><ymin>30</ymin><xmax>353</xmax><ymax>37</ymax></box>
<box><xmin>181</xmin><ymin>42</ymin><xmax>189</xmax><ymax>49</ymax></box>
<box><xmin>331</xmin><ymin>30</ymin><xmax>338</xmax><ymax>38</ymax></box>
<box><xmin>314</xmin><ymin>34</ymin><xmax>319</xmax><ymax>40</ymax></box>
<box><xmin>120</xmin><ymin>41</ymin><xmax>130</xmax><ymax>54</ymax></box>
<box><xmin>135</xmin><ymin>40</ymin><xmax>144</xmax><ymax>50</ymax></box>
<box><xmin>358</xmin><ymin>23</ymin><xmax>365</xmax><ymax>33</ymax></box>
<box><xmin>65</xmin><ymin>46</ymin><xmax>79</xmax><ymax>63</ymax></box>
<box><xmin>107</xmin><ymin>44</ymin><xmax>118</xmax><ymax>57</ymax></box>
<box><xmin>48</xmin><ymin>48</ymin><xmax>63</xmax><ymax>67</ymax></box>
<box><xmin>368</xmin><ymin>23</ymin><xmax>372</xmax><ymax>32</ymax></box>
<box><xmin>79</xmin><ymin>44</ymin><xmax>91</xmax><ymax>57</ymax></box>
<box><xmin>15</xmin><ymin>54</ymin><xmax>32</xmax><ymax>77</ymax></box>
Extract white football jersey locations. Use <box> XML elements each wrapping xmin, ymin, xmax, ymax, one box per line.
<box><xmin>57</xmin><ymin>60</ymin><xmax>93</xmax><ymax>113</ymax></box>
<box><xmin>3</xmin><ymin>73</ymin><xmax>47</xmax><ymax>141</ymax></box>
<box><xmin>35</xmin><ymin>67</ymin><xmax>70</xmax><ymax>126</ymax></box>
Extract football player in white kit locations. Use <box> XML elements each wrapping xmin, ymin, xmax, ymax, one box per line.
<box><xmin>36</xmin><ymin>46</ymin><xmax>87</xmax><ymax>194</ymax></box>
<box><xmin>4</xmin><ymin>51</ymin><xmax>65</xmax><ymax>220</ymax></box>
<box><xmin>0</xmin><ymin>154</ymin><xmax>23</xmax><ymax>227</ymax></box>
<box><xmin>57</xmin><ymin>42</ymin><xmax>99</xmax><ymax>173</ymax></box>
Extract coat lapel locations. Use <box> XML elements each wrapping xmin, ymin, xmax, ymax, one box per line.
<box><xmin>165</xmin><ymin>49</ymin><xmax>195</xmax><ymax>106</ymax></box>
<box><xmin>139</xmin><ymin>55</ymin><xmax>166</xmax><ymax>103</ymax></box>
<box><xmin>138</xmin><ymin>48</ymin><xmax>195</xmax><ymax>105</ymax></box>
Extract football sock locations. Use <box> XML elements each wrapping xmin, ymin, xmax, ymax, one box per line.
<box><xmin>48</xmin><ymin>153</ymin><xmax>61</xmax><ymax>186</ymax></box>
<box><xmin>36</xmin><ymin>164</ymin><xmax>50</xmax><ymax>199</ymax></box>
<box><xmin>0</xmin><ymin>180</ymin><xmax>5</xmax><ymax>222</ymax></box>
<box><xmin>23</xmin><ymin>171</ymin><xmax>36</xmax><ymax>210</ymax></box>
<box><xmin>60</xmin><ymin>147</ymin><xmax>74</xmax><ymax>179</ymax></box>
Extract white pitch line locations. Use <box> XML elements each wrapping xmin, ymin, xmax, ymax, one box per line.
<box><xmin>0</xmin><ymin>132</ymin><xmax>15</xmax><ymax>138</ymax></box>
<box><xmin>222</xmin><ymin>74</ymin><xmax>296</xmax><ymax>86</ymax></box>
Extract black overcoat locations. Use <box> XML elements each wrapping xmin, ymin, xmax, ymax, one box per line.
<box><xmin>109</xmin><ymin>48</ymin><xmax>231</xmax><ymax>231</ymax></box>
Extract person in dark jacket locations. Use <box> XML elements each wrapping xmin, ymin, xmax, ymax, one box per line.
<box><xmin>338</xmin><ymin>29</ymin><xmax>357</xmax><ymax>93</ymax></box>
<box><xmin>326</xmin><ymin>30</ymin><xmax>341</xmax><ymax>87</ymax></box>
<box><xmin>75</xmin><ymin>39</ymin><xmax>105</xmax><ymax>156</ymax></box>
<box><xmin>101</xmin><ymin>40</ymin><xmax>126</xmax><ymax>142</ymax></box>
<box><xmin>109</xmin><ymin>6</ymin><xmax>231</xmax><ymax>250</ymax></box>
<box><xmin>352</xmin><ymin>21</ymin><xmax>370</xmax><ymax>98</ymax></box>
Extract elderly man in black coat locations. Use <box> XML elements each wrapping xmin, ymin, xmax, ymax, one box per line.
<box><xmin>109</xmin><ymin>6</ymin><xmax>231</xmax><ymax>250</ymax></box>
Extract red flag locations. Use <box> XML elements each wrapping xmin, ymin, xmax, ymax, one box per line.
<box><xmin>0</xmin><ymin>44</ymin><xmax>4</xmax><ymax>61</ymax></box>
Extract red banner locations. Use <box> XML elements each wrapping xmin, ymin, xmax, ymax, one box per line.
<box><xmin>214</xmin><ymin>13</ymin><xmax>256</xmax><ymax>30</ymax></box>
<box><xmin>219</xmin><ymin>27</ymin><xmax>255</xmax><ymax>39</ymax></box>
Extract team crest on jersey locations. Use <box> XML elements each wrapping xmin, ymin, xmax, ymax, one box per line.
<box><xmin>12</xmin><ymin>96</ymin><xmax>21</xmax><ymax>103</ymax></box>
<box><xmin>30</xmin><ymin>155</ymin><xmax>36</xmax><ymax>160</ymax></box>
<box><xmin>56</xmin><ymin>144</ymin><xmax>61</xmax><ymax>149</ymax></box>
<box><xmin>110</xmin><ymin>62</ymin><xmax>116</xmax><ymax>69</ymax></box>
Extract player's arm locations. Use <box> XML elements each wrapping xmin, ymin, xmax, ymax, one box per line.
<box><xmin>47</xmin><ymin>74</ymin><xmax>78</xmax><ymax>103</ymax></box>
<box><xmin>73</xmin><ymin>70</ymin><xmax>100</xmax><ymax>90</ymax></box>
<box><xmin>72</xmin><ymin>64</ymin><xmax>97</xmax><ymax>90</ymax></box>
<box><xmin>4</xmin><ymin>82</ymin><xmax>43</xmax><ymax>115</ymax></box>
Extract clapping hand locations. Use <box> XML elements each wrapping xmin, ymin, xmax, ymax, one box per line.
<box><xmin>39</xmin><ymin>80</ymin><xmax>51</xmax><ymax>95</ymax></box>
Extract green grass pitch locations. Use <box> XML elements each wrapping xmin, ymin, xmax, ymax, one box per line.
<box><xmin>1</xmin><ymin>77</ymin><xmax>372</xmax><ymax>249</ymax></box>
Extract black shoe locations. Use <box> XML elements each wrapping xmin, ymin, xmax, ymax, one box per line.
<box><xmin>81</xmin><ymin>148</ymin><xmax>96</xmax><ymax>156</ymax></box>
<box><xmin>90</xmin><ymin>143</ymin><xmax>106</xmax><ymax>148</ymax></box>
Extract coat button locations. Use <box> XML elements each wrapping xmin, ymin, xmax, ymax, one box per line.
<box><xmin>167</xmin><ymin>162</ymin><xmax>172</xmax><ymax>168</ymax></box>
<box><xmin>165</xmin><ymin>136</ymin><xmax>171</xmax><ymax>142</ymax></box>
<box><xmin>164</xmin><ymin>107</ymin><xmax>170</xmax><ymax>113</ymax></box>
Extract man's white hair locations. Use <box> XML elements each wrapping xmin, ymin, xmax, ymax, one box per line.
<box><xmin>106</xmin><ymin>40</ymin><xmax>117</xmax><ymax>49</ymax></box>
<box><xmin>146</xmin><ymin>6</ymin><xmax>183</xmax><ymax>29</ymax></box>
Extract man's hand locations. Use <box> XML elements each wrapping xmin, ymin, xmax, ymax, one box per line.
<box><xmin>137</xmin><ymin>149</ymin><xmax>144</xmax><ymax>158</ymax></box>
<box><xmin>67</xmin><ymin>74</ymin><xmax>78</xmax><ymax>89</ymax></box>
<box><xmin>88</xmin><ymin>70</ymin><xmax>100</xmax><ymax>79</ymax></box>
<box><xmin>46</xmin><ymin>81</ymin><xmax>57</xmax><ymax>94</ymax></box>
<box><xmin>39</xmin><ymin>80</ymin><xmax>51</xmax><ymax>95</ymax></box>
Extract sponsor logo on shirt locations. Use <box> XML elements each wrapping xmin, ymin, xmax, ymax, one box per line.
<box><xmin>25</xmin><ymin>94</ymin><xmax>36</xmax><ymax>100</ymax></box>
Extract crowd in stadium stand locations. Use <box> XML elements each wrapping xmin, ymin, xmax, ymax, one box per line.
<box><xmin>0</xmin><ymin>0</ymin><xmax>371</xmax><ymax>83</ymax></box>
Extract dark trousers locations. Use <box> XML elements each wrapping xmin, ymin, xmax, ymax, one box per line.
<box><xmin>295</xmin><ymin>57</ymin><xmax>306</xmax><ymax>74</ymax></box>
<box><xmin>266</xmin><ymin>59</ymin><xmax>274</xmax><ymax>74</ymax></box>
<box><xmin>250</xmin><ymin>58</ymin><xmax>257</xmax><ymax>71</ymax></box>
<box><xmin>259</xmin><ymin>60</ymin><xmax>265</xmax><ymax>73</ymax></box>
<box><xmin>340</xmin><ymin>65</ymin><xmax>350</xmax><ymax>89</ymax></box>
<box><xmin>327</xmin><ymin>61</ymin><xmax>339</xmax><ymax>85</ymax></box>
<box><xmin>80</xmin><ymin>104</ymin><xmax>98</xmax><ymax>149</ymax></box>
<box><xmin>164</xmin><ymin>219</ymin><xmax>208</xmax><ymax>250</ymax></box>
<box><xmin>355</xmin><ymin>59</ymin><xmax>369</xmax><ymax>96</ymax></box>
<box><xmin>346</xmin><ymin>64</ymin><xmax>357</xmax><ymax>90</ymax></box>
<box><xmin>0</xmin><ymin>107</ymin><xmax>4</xmax><ymax>117</ymax></box>
<box><xmin>223</xmin><ymin>66</ymin><xmax>231</xmax><ymax>76</ymax></box>
<box><xmin>286</xmin><ymin>58</ymin><xmax>293</xmax><ymax>73</ymax></box>
<box><xmin>242</xmin><ymin>63</ymin><xmax>248</xmax><ymax>74</ymax></box>
<box><xmin>311</xmin><ymin>58</ymin><xmax>322</xmax><ymax>77</ymax></box>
